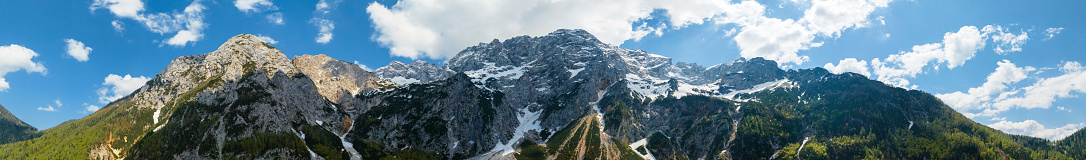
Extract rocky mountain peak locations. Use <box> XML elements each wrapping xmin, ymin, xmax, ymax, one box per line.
<box><xmin>293</xmin><ymin>54</ymin><xmax>395</xmax><ymax>106</ymax></box>
<box><xmin>374</xmin><ymin>60</ymin><xmax>454</xmax><ymax>84</ymax></box>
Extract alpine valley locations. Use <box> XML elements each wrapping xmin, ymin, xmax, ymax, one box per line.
<box><xmin>0</xmin><ymin>30</ymin><xmax>1083</xmax><ymax>159</ymax></box>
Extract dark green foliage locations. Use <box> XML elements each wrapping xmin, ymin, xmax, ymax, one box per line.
<box><xmin>261</xmin><ymin>41</ymin><xmax>276</xmax><ymax>49</ymax></box>
<box><xmin>300</xmin><ymin>125</ymin><xmax>349</xmax><ymax>160</ymax></box>
<box><xmin>0</xmin><ymin>104</ymin><xmax>41</xmax><ymax>145</ymax></box>
<box><xmin>0</xmin><ymin>99</ymin><xmax>155</xmax><ymax>159</ymax></box>
<box><xmin>612</xmin><ymin>138</ymin><xmax>646</xmax><ymax>160</ymax></box>
<box><xmin>349</xmin><ymin>140</ymin><xmax>444</xmax><ymax>160</ymax></box>
<box><xmin>1056</xmin><ymin>128</ymin><xmax>1086</xmax><ymax>159</ymax></box>
<box><xmin>716</xmin><ymin>69</ymin><xmax>1075</xmax><ymax>159</ymax></box>
<box><xmin>220</xmin><ymin>131</ymin><xmax>308</xmax><ymax>159</ymax></box>
<box><xmin>513</xmin><ymin>141</ymin><xmax>547</xmax><ymax>160</ymax></box>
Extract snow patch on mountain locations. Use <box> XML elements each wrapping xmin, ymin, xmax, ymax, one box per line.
<box><xmin>464</xmin><ymin>62</ymin><xmax>532</xmax><ymax>90</ymax></box>
<box><xmin>724</xmin><ymin>79</ymin><xmax>790</xmax><ymax>99</ymax></box>
<box><xmin>628</xmin><ymin>138</ymin><xmax>656</xmax><ymax>160</ymax></box>
<box><xmin>626</xmin><ymin>73</ymin><xmax>671</xmax><ymax>98</ymax></box>
<box><xmin>388</xmin><ymin>76</ymin><xmax>420</xmax><ymax>85</ymax></box>
<box><xmin>488</xmin><ymin>106</ymin><xmax>542</xmax><ymax>156</ymax></box>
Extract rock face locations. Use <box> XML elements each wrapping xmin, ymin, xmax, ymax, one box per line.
<box><xmin>293</xmin><ymin>54</ymin><xmax>397</xmax><ymax>115</ymax></box>
<box><xmin>124</xmin><ymin>34</ymin><xmax>351</xmax><ymax>159</ymax></box>
<box><xmin>374</xmin><ymin>60</ymin><xmax>455</xmax><ymax>85</ymax></box>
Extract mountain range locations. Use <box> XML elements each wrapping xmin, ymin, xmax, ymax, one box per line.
<box><xmin>0</xmin><ymin>30</ymin><xmax>1082</xmax><ymax>159</ymax></box>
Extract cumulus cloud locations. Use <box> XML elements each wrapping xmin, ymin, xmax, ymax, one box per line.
<box><xmin>368</xmin><ymin>0</ymin><xmax>882</xmax><ymax>62</ymax></box>
<box><xmin>823</xmin><ymin>58</ymin><xmax>870</xmax><ymax>76</ymax></box>
<box><xmin>871</xmin><ymin>26</ymin><xmax>987</xmax><ymax>88</ymax></box>
<box><xmin>1044</xmin><ymin>27</ymin><xmax>1064</xmax><ymax>40</ymax></box>
<box><xmin>38</xmin><ymin>99</ymin><xmax>61</xmax><ymax>112</ymax></box>
<box><xmin>0</xmin><ymin>44</ymin><xmax>47</xmax><ymax>92</ymax></box>
<box><xmin>255</xmin><ymin>34</ymin><xmax>278</xmax><ymax>44</ymax></box>
<box><xmin>988</xmin><ymin>120</ymin><xmax>1084</xmax><ymax>140</ymax></box>
<box><xmin>982</xmin><ymin>25</ymin><xmax>1029</xmax><ymax>54</ymax></box>
<box><xmin>64</xmin><ymin>39</ymin><xmax>92</xmax><ymax>62</ymax></box>
<box><xmin>311</xmin><ymin>0</ymin><xmax>341</xmax><ymax>44</ymax></box>
<box><xmin>938</xmin><ymin>60</ymin><xmax>1086</xmax><ymax>118</ymax></box>
<box><xmin>989</xmin><ymin>61</ymin><xmax>1086</xmax><ymax>111</ymax></box>
<box><xmin>97</xmin><ymin>74</ymin><xmax>151</xmax><ymax>104</ymax></box>
<box><xmin>91</xmin><ymin>0</ymin><xmax>206</xmax><ymax>46</ymax></box>
<box><xmin>936</xmin><ymin>60</ymin><xmax>1030</xmax><ymax>114</ymax></box>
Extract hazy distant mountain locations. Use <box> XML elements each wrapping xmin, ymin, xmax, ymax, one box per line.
<box><xmin>0</xmin><ymin>31</ymin><xmax>1081</xmax><ymax>159</ymax></box>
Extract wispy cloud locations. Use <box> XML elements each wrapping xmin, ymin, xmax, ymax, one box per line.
<box><xmin>91</xmin><ymin>0</ymin><xmax>207</xmax><ymax>46</ymax></box>
<box><xmin>37</xmin><ymin>99</ymin><xmax>61</xmax><ymax>112</ymax></box>
<box><xmin>312</xmin><ymin>0</ymin><xmax>341</xmax><ymax>44</ymax></box>
<box><xmin>1044</xmin><ymin>27</ymin><xmax>1064</xmax><ymax>40</ymax></box>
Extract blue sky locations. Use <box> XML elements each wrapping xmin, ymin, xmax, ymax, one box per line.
<box><xmin>0</xmin><ymin>0</ymin><xmax>1083</xmax><ymax>140</ymax></box>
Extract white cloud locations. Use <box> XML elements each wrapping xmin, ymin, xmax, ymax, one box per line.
<box><xmin>936</xmin><ymin>60</ymin><xmax>1030</xmax><ymax>113</ymax></box>
<box><xmin>368</xmin><ymin>0</ymin><xmax>830</xmax><ymax>60</ymax></box>
<box><xmin>97</xmin><ymin>74</ymin><xmax>151</xmax><ymax>104</ymax></box>
<box><xmin>1044</xmin><ymin>27</ymin><xmax>1064</xmax><ymax>40</ymax></box>
<box><xmin>64</xmin><ymin>39</ymin><xmax>92</xmax><ymax>62</ymax></box>
<box><xmin>111</xmin><ymin>20</ymin><xmax>125</xmax><ymax>32</ymax></box>
<box><xmin>91</xmin><ymin>0</ymin><xmax>206</xmax><ymax>46</ymax></box>
<box><xmin>37</xmin><ymin>106</ymin><xmax>55</xmax><ymax>112</ymax></box>
<box><xmin>730</xmin><ymin>17</ymin><xmax>818</xmax><ymax>65</ymax></box>
<box><xmin>234</xmin><ymin>0</ymin><xmax>283</xmax><ymax>25</ymax></box>
<box><xmin>988</xmin><ymin>120</ymin><xmax>1084</xmax><ymax>140</ymax></box>
<box><xmin>989</xmin><ymin>61</ymin><xmax>1086</xmax><ymax>112</ymax></box>
<box><xmin>311</xmin><ymin>0</ymin><xmax>342</xmax><ymax>44</ymax></box>
<box><xmin>823</xmin><ymin>58</ymin><xmax>870</xmax><ymax>76</ymax></box>
<box><xmin>0</xmin><ymin>44</ymin><xmax>47</xmax><ymax>92</ymax></box>
<box><xmin>942</xmin><ymin>26</ymin><xmax>987</xmax><ymax>68</ymax></box>
<box><xmin>255</xmin><ymin>34</ymin><xmax>278</xmax><ymax>44</ymax></box>
<box><xmin>37</xmin><ymin>99</ymin><xmax>61</xmax><ymax>112</ymax></box>
<box><xmin>81</xmin><ymin>103</ymin><xmax>101</xmax><ymax>114</ymax></box>
<box><xmin>90</xmin><ymin>0</ymin><xmax>144</xmax><ymax>18</ymax></box>
<box><xmin>354</xmin><ymin>61</ymin><xmax>372</xmax><ymax>71</ymax></box>
<box><xmin>234</xmin><ymin>0</ymin><xmax>275</xmax><ymax>13</ymax></box>
<box><xmin>801</xmin><ymin>0</ymin><xmax>891</xmax><ymax>37</ymax></box>
<box><xmin>982</xmin><ymin>25</ymin><xmax>1029</xmax><ymax>54</ymax></box>
<box><xmin>938</xmin><ymin>60</ymin><xmax>1086</xmax><ymax>118</ymax></box>
<box><xmin>311</xmin><ymin>18</ymin><xmax>335</xmax><ymax>44</ymax></box>
<box><xmin>871</xmin><ymin>26</ymin><xmax>987</xmax><ymax>88</ymax></box>
<box><xmin>1057</xmin><ymin>106</ymin><xmax>1071</xmax><ymax>112</ymax></box>
<box><xmin>266</xmin><ymin>12</ymin><xmax>284</xmax><ymax>25</ymax></box>
<box><xmin>1061</xmin><ymin>61</ymin><xmax>1084</xmax><ymax>73</ymax></box>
